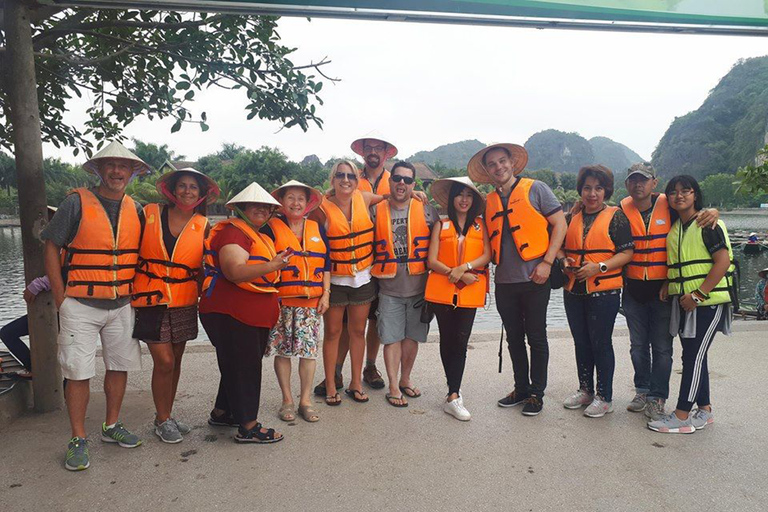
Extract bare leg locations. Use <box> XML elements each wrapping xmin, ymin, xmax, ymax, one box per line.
<box><xmin>323</xmin><ymin>307</ymin><xmax>345</xmax><ymax>398</ymax></box>
<box><xmin>399</xmin><ymin>338</ymin><xmax>420</xmax><ymax>394</ymax></box>
<box><xmin>347</xmin><ymin>303</ymin><xmax>371</xmax><ymax>396</ymax></box>
<box><xmin>170</xmin><ymin>341</ymin><xmax>186</xmax><ymax>408</ymax></box>
<box><xmin>337</xmin><ymin>327</ymin><xmax>350</xmax><ymax>375</ymax></box>
<box><xmin>65</xmin><ymin>379</ymin><xmax>90</xmax><ymax>438</ymax></box>
<box><xmin>383</xmin><ymin>341</ymin><xmax>406</xmax><ymax>404</ymax></box>
<box><xmin>104</xmin><ymin>370</ymin><xmax>127</xmax><ymax>426</ymax></box>
<box><xmin>148</xmin><ymin>343</ymin><xmax>176</xmax><ymax>423</ymax></box>
<box><xmin>366</xmin><ymin>317</ymin><xmax>381</xmax><ymax>366</ymax></box>
<box><xmin>298</xmin><ymin>358</ymin><xmax>316</xmax><ymax>407</ymax></box>
<box><xmin>274</xmin><ymin>356</ymin><xmax>294</xmax><ymax>405</ymax></box>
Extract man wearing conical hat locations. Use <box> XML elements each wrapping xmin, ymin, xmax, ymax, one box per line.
<box><xmin>467</xmin><ymin>143</ymin><xmax>567</xmax><ymax>417</ymax></box>
<box><xmin>41</xmin><ymin>140</ymin><xmax>151</xmax><ymax>471</ymax></box>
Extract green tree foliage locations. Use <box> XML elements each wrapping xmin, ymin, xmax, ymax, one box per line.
<box><xmin>559</xmin><ymin>172</ymin><xmax>577</xmax><ymax>191</ymax></box>
<box><xmin>521</xmin><ymin>168</ymin><xmax>557</xmax><ymax>189</ymax></box>
<box><xmin>737</xmin><ymin>145</ymin><xmax>768</xmax><ymax>195</ymax></box>
<box><xmin>652</xmin><ymin>56</ymin><xmax>768</xmax><ymax>180</ymax></box>
<box><xmin>0</xmin><ymin>9</ymin><xmax>331</xmax><ymax>156</ymax></box>
<box><xmin>700</xmin><ymin>173</ymin><xmax>740</xmax><ymax>208</ymax></box>
<box><xmin>131</xmin><ymin>139</ymin><xmax>184</xmax><ymax>172</ymax></box>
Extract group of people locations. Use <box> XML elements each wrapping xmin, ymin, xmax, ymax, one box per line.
<box><xmin>4</xmin><ymin>131</ymin><xmax>738</xmax><ymax>472</ymax></box>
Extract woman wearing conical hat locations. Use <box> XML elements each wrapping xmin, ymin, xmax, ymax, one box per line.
<box><xmin>131</xmin><ymin>167</ymin><xmax>220</xmax><ymax>444</ymax></box>
<box><xmin>263</xmin><ymin>180</ymin><xmax>328</xmax><ymax>423</ymax></box>
<box><xmin>199</xmin><ymin>182</ymin><xmax>290</xmax><ymax>444</ymax></box>
<box><xmin>425</xmin><ymin>177</ymin><xmax>491</xmax><ymax>421</ymax></box>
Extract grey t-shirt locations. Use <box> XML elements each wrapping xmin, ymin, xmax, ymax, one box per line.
<box><xmin>374</xmin><ymin>200</ymin><xmax>439</xmax><ymax>298</ymax></box>
<box><xmin>41</xmin><ymin>188</ymin><xmax>144</xmax><ymax>309</ymax></box>
<box><xmin>494</xmin><ymin>179</ymin><xmax>562</xmax><ymax>284</ymax></box>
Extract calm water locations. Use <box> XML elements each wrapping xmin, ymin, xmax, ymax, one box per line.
<box><xmin>2</xmin><ymin>212</ymin><xmax>767</xmax><ymax>347</ymax></box>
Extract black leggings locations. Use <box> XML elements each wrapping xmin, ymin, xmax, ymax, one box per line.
<box><xmin>200</xmin><ymin>313</ymin><xmax>270</xmax><ymax>426</ymax></box>
<box><xmin>433</xmin><ymin>303</ymin><xmax>477</xmax><ymax>395</ymax></box>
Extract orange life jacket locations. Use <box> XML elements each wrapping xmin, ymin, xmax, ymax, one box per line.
<box><xmin>268</xmin><ymin>217</ymin><xmax>327</xmax><ymax>299</ymax></box>
<box><xmin>62</xmin><ymin>188</ymin><xmax>141</xmax><ymax>299</ymax></box>
<box><xmin>321</xmin><ymin>191</ymin><xmax>374</xmax><ymax>276</ymax></box>
<box><xmin>358</xmin><ymin>169</ymin><xmax>391</xmax><ymax>195</ymax></box>
<box><xmin>202</xmin><ymin>218</ymin><xmax>278</xmax><ymax>295</ymax></box>
<box><xmin>371</xmin><ymin>199</ymin><xmax>430</xmax><ymax>279</ymax></box>
<box><xmin>485</xmin><ymin>178</ymin><xmax>549</xmax><ymax>264</ymax></box>
<box><xmin>620</xmin><ymin>195</ymin><xmax>670</xmax><ymax>281</ymax></box>
<box><xmin>131</xmin><ymin>203</ymin><xmax>207</xmax><ymax>308</ymax></box>
<box><xmin>425</xmin><ymin>216</ymin><xmax>488</xmax><ymax>308</ymax></box>
<box><xmin>564</xmin><ymin>206</ymin><xmax>624</xmax><ymax>293</ymax></box>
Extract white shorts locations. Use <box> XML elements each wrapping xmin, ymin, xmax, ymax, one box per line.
<box><xmin>57</xmin><ymin>298</ymin><xmax>142</xmax><ymax>380</ymax></box>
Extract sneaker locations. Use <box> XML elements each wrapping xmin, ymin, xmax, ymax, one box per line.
<box><xmin>172</xmin><ymin>418</ymin><xmax>192</xmax><ymax>435</ymax></box>
<box><xmin>690</xmin><ymin>408</ymin><xmax>714</xmax><ymax>430</ymax></box>
<box><xmin>627</xmin><ymin>393</ymin><xmax>647</xmax><ymax>412</ymax></box>
<box><xmin>363</xmin><ymin>365</ymin><xmax>385</xmax><ymax>389</ymax></box>
<box><xmin>647</xmin><ymin>412</ymin><xmax>696</xmax><ymax>434</ymax></box>
<box><xmin>444</xmin><ymin>396</ymin><xmax>471</xmax><ymax>421</ymax></box>
<box><xmin>645</xmin><ymin>398</ymin><xmax>667</xmax><ymax>421</ymax></box>
<box><xmin>563</xmin><ymin>389</ymin><xmax>594</xmax><ymax>409</ymax></box>
<box><xmin>64</xmin><ymin>437</ymin><xmax>90</xmax><ymax>471</ymax></box>
<box><xmin>208</xmin><ymin>411</ymin><xmax>239</xmax><ymax>428</ymax></box>
<box><xmin>313</xmin><ymin>374</ymin><xmax>344</xmax><ymax>396</ymax></box>
<box><xmin>155</xmin><ymin>419</ymin><xmax>183</xmax><ymax>444</ymax></box>
<box><xmin>522</xmin><ymin>395</ymin><xmax>543</xmax><ymax>416</ymax></box>
<box><xmin>497</xmin><ymin>390</ymin><xmax>529</xmax><ymax>408</ymax></box>
<box><xmin>584</xmin><ymin>397</ymin><xmax>614</xmax><ymax>418</ymax></box>
<box><xmin>101</xmin><ymin>421</ymin><xmax>142</xmax><ymax>448</ymax></box>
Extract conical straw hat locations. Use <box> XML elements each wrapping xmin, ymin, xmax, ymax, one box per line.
<box><xmin>271</xmin><ymin>179</ymin><xmax>324</xmax><ymax>215</ymax></box>
<box><xmin>226</xmin><ymin>182</ymin><xmax>281</xmax><ymax>210</ymax></box>
<box><xmin>351</xmin><ymin>130</ymin><xmax>398</xmax><ymax>159</ymax></box>
<box><xmin>156</xmin><ymin>167</ymin><xmax>221</xmax><ymax>205</ymax></box>
<box><xmin>82</xmin><ymin>140</ymin><xmax>151</xmax><ymax>176</ymax></box>
<box><xmin>467</xmin><ymin>143</ymin><xmax>528</xmax><ymax>184</ymax></box>
<box><xmin>430</xmin><ymin>176</ymin><xmax>485</xmax><ymax>209</ymax></box>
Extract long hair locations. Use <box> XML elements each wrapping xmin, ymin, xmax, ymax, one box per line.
<box><xmin>166</xmin><ymin>171</ymin><xmax>209</xmax><ymax>216</ymax></box>
<box><xmin>664</xmin><ymin>174</ymin><xmax>703</xmax><ymax>222</ymax></box>
<box><xmin>446</xmin><ymin>182</ymin><xmax>483</xmax><ymax>236</ymax></box>
<box><xmin>327</xmin><ymin>160</ymin><xmax>361</xmax><ymax>196</ymax></box>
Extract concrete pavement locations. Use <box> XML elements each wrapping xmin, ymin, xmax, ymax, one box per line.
<box><xmin>1</xmin><ymin>322</ymin><xmax>766</xmax><ymax>511</ymax></box>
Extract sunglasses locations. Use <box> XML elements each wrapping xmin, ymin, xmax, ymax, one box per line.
<box><xmin>334</xmin><ymin>172</ymin><xmax>358</xmax><ymax>181</ymax></box>
<box><xmin>391</xmin><ymin>175</ymin><xmax>415</xmax><ymax>185</ymax></box>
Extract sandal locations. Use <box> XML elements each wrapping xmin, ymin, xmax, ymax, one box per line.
<box><xmin>345</xmin><ymin>388</ymin><xmax>369</xmax><ymax>403</ymax></box>
<box><xmin>234</xmin><ymin>423</ymin><xmax>283</xmax><ymax>444</ymax></box>
<box><xmin>298</xmin><ymin>405</ymin><xmax>320</xmax><ymax>422</ymax></box>
<box><xmin>278</xmin><ymin>403</ymin><xmax>296</xmax><ymax>422</ymax></box>
<box><xmin>399</xmin><ymin>385</ymin><xmax>422</xmax><ymax>398</ymax></box>
<box><xmin>325</xmin><ymin>393</ymin><xmax>342</xmax><ymax>406</ymax></box>
<box><xmin>386</xmin><ymin>393</ymin><xmax>408</xmax><ymax>408</ymax></box>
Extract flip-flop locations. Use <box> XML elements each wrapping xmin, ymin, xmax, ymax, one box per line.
<box><xmin>386</xmin><ymin>393</ymin><xmax>408</xmax><ymax>408</ymax></box>
<box><xmin>298</xmin><ymin>405</ymin><xmax>320</xmax><ymax>422</ymax></box>
<box><xmin>345</xmin><ymin>389</ymin><xmax>369</xmax><ymax>403</ymax></box>
<box><xmin>325</xmin><ymin>393</ymin><xmax>342</xmax><ymax>406</ymax></box>
<box><xmin>278</xmin><ymin>404</ymin><xmax>296</xmax><ymax>421</ymax></box>
<box><xmin>399</xmin><ymin>385</ymin><xmax>422</xmax><ymax>398</ymax></box>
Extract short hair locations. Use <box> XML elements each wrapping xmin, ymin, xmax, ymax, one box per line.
<box><xmin>665</xmin><ymin>174</ymin><xmax>703</xmax><ymax>212</ymax></box>
<box><xmin>277</xmin><ymin>186</ymin><xmax>309</xmax><ymax>202</ymax></box>
<box><xmin>391</xmin><ymin>161</ymin><xmax>416</xmax><ymax>179</ymax></box>
<box><xmin>576</xmin><ymin>165</ymin><xmax>614</xmax><ymax>201</ymax></box>
<box><xmin>482</xmin><ymin>147</ymin><xmax>511</xmax><ymax>167</ymax></box>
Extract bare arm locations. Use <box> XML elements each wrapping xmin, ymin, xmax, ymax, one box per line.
<box><xmin>218</xmin><ymin>244</ymin><xmax>288</xmax><ymax>284</ymax></box>
<box><xmin>530</xmin><ymin>210</ymin><xmax>567</xmax><ymax>284</ymax></box>
<box><xmin>427</xmin><ymin>222</ymin><xmax>450</xmax><ymax>275</ymax></box>
<box><xmin>44</xmin><ymin>240</ymin><xmax>66</xmax><ymax>309</ymax></box>
<box><xmin>362</xmin><ymin>191</ymin><xmax>384</xmax><ymax>208</ymax></box>
<box><xmin>317</xmin><ymin>271</ymin><xmax>331</xmax><ymax>315</ymax></box>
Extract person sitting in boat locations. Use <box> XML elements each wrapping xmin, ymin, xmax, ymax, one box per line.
<box><xmin>748</xmin><ymin>232</ymin><xmax>759</xmax><ymax>244</ymax></box>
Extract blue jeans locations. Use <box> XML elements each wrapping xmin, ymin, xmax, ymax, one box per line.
<box><xmin>0</xmin><ymin>315</ymin><xmax>32</xmax><ymax>370</ymax></box>
<box><xmin>564</xmin><ymin>291</ymin><xmax>620</xmax><ymax>402</ymax></box>
<box><xmin>622</xmin><ymin>291</ymin><xmax>673</xmax><ymax>400</ymax></box>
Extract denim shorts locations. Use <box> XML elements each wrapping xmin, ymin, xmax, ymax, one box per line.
<box><xmin>329</xmin><ymin>280</ymin><xmax>376</xmax><ymax>307</ymax></box>
<box><xmin>376</xmin><ymin>293</ymin><xmax>430</xmax><ymax>345</ymax></box>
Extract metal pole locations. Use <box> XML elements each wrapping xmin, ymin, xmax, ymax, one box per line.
<box><xmin>4</xmin><ymin>0</ymin><xmax>63</xmax><ymax>412</ymax></box>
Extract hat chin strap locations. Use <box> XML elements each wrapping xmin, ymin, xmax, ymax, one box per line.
<box><xmin>160</xmin><ymin>182</ymin><xmax>206</xmax><ymax>211</ymax></box>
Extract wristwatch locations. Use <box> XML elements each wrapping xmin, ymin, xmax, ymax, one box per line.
<box><xmin>598</xmin><ymin>262</ymin><xmax>608</xmax><ymax>274</ymax></box>
<box><xmin>691</xmin><ymin>293</ymin><xmax>704</xmax><ymax>305</ymax></box>
<box><xmin>466</xmin><ymin>261</ymin><xmax>473</xmax><ymax>271</ymax></box>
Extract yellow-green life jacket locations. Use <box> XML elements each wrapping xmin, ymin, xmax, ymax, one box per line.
<box><xmin>666</xmin><ymin>218</ymin><xmax>734</xmax><ymax>306</ymax></box>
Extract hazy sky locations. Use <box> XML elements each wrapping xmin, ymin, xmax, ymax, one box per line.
<box><xmin>47</xmin><ymin>16</ymin><xmax>768</xmax><ymax>165</ymax></box>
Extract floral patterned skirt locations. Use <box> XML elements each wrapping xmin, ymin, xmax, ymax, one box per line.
<box><xmin>266</xmin><ymin>305</ymin><xmax>321</xmax><ymax>359</ymax></box>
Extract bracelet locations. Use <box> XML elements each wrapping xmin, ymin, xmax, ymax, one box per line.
<box><xmin>542</xmin><ymin>259</ymin><xmax>554</xmax><ymax>266</ymax></box>
<box><xmin>694</xmin><ymin>288</ymin><xmax>710</xmax><ymax>300</ymax></box>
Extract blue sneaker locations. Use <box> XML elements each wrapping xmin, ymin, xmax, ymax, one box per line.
<box><xmin>101</xmin><ymin>421</ymin><xmax>142</xmax><ymax>448</ymax></box>
<box><xmin>65</xmin><ymin>437</ymin><xmax>90</xmax><ymax>471</ymax></box>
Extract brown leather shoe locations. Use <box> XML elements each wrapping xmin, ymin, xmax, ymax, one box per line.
<box><xmin>313</xmin><ymin>374</ymin><xmax>344</xmax><ymax>396</ymax></box>
<box><xmin>363</xmin><ymin>365</ymin><xmax>385</xmax><ymax>389</ymax></box>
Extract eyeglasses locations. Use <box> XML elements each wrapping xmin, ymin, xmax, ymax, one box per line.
<box><xmin>391</xmin><ymin>175</ymin><xmax>415</xmax><ymax>185</ymax></box>
<box><xmin>334</xmin><ymin>172</ymin><xmax>358</xmax><ymax>181</ymax></box>
<box><xmin>363</xmin><ymin>145</ymin><xmax>387</xmax><ymax>154</ymax></box>
<box><xmin>668</xmin><ymin>189</ymin><xmax>694</xmax><ymax>197</ymax></box>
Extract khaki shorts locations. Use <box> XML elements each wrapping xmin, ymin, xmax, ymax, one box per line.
<box><xmin>57</xmin><ymin>298</ymin><xmax>142</xmax><ymax>380</ymax></box>
<box><xmin>376</xmin><ymin>293</ymin><xmax>430</xmax><ymax>345</ymax></box>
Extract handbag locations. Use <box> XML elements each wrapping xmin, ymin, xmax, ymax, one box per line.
<box><xmin>549</xmin><ymin>259</ymin><xmax>565</xmax><ymax>290</ymax></box>
<box><xmin>418</xmin><ymin>299</ymin><xmax>435</xmax><ymax>324</ymax></box>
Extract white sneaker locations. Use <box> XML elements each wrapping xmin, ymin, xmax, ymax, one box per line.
<box><xmin>584</xmin><ymin>397</ymin><xmax>614</xmax><ymax>418</ymax></box>
<box><xmin>444</xmin><ymin>396</ymin><xmax>471</xmax><ymax>421</ymax></box>
<box><xmin>563</xmin><ymin>389</ymin><xmax>594</xmax><ymax>409</ymax></box>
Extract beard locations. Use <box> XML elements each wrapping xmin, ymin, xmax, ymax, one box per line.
<box><xmin>365</xmin><ymin>154</ymin><xmax>381</xmax><ymax>168</ymax></box>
